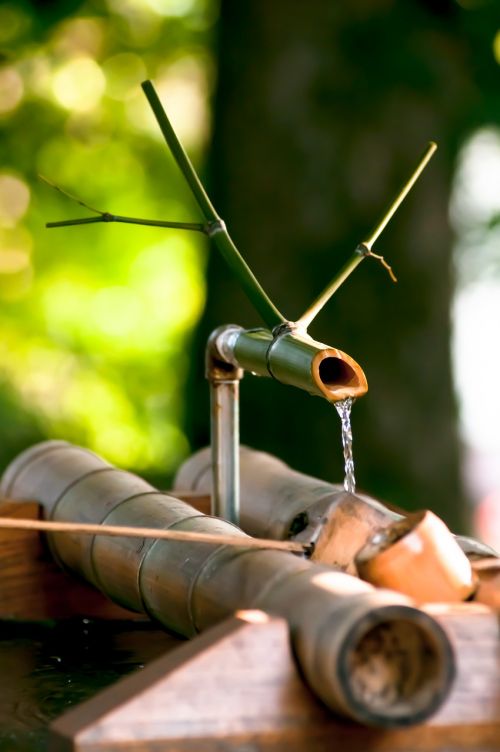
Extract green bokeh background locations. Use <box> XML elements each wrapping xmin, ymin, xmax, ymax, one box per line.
<box><xmin>0</xmin><ymin>0</ymin><xmax>216</xmax><ymax>486</ymax></box>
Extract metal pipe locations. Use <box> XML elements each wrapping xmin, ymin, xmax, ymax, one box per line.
<box><xmin>206</xmin><ymin>327</ymin><xmax>243</xmax><ymax>524</ymax></box>
<box><xmin>2</xmin><ymin>441</ymin><xmax>455</xmax><ymax>728</ymax></box>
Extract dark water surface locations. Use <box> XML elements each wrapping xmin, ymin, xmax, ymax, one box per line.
<box><xmin>0</xmin><ymin>618</ymin><xmax>179</xmax><ymax>751</ymax></box>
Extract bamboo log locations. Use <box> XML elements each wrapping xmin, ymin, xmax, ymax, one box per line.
<box><xmin>174</xmin><ymin>447</ymin><xmax>498</xmax><ymax>570</ymax></box>
<box><xmin>174</xmin><ymin>446</ymin><xmax>402</xmax><ymax>571</ymax></box>
<box><xmin>1</xmin><ymin>440</ymin><xmax>455</xmax><ymax>728</ymax></box>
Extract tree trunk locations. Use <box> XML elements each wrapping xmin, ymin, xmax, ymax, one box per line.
<box><xmin>186</xmin><ymin>0</ymin><xmax>474</xmax><ymax>531</ymax></box>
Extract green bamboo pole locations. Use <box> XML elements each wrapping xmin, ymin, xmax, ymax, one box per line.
<box><xmin>296</xmin><ymin>142</ymin><xmax>437</xmax><ymax>331</ymax></box>
<box><xmin>141</xmin><ymin>80</ymin><xmax>285</xmax><ymax>330</ymax></box>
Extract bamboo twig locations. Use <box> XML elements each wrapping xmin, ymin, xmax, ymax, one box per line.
<box><xmin>296</xmin><ymin>141</ymin><xmax>437</xmax><ymax>330</ymax></box>
<box><xmin>0</xmin><ymin>515</ymin><xmax>308</xmax><ymax>553</ymax></box>
<box><xmin>41</xmin><ymin>175</ymin><xmax>207</xmax><ymax>233</ymax></box>
<box><xmin>40</xmin><ymin>175</ymin><xmax>106</xmax><ymax>215</ymax></box>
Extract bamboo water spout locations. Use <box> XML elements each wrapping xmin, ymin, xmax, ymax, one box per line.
<box><xmin>205</xmin><ymin>326</ymin><xmax>366</xmax><ymax>526</ymax></box>
<box><xmin>356</xmin><ymin>511</ymin><xmax>476</xmax><ymax>603</ymax></box>
<box><xmin>211</xmin><ymin>324</ymin><xmax>367</xmax><ymax>403</ymax></box>
<box><xmin>2</xmin><ymin>440</ymin><xmax>455</xmax><ymax>728</ymax></box>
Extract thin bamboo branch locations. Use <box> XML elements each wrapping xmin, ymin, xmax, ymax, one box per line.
<box><xmin>296</xmin><ymin>253</ymin><xmax>365</xmax><ymax>331</ymax></box>
<box><xmin>0</xmin><ymin>515</ymin><xmax>308</xmax><ymax>553</ymax></box>
<box><xmin>42</xmin><ymin>174</ymin><xmax>207</xmax><ymax>233</ymax></box>
<box><xmin>141</xmin><ymin>81</ymin><xmax>219</xmax><ymax>222</ymax></box>
<box><xmin>39</xmin><ymin>175</ymin><xmax>105</xmax><ymax>215</ymax></box>
<box><xmin>46</xmin><ymin>214</ymin><xmax>207</xmax><ymax>232</ymax></box>
<box><xmin>141</xmin><ymin>80</ymin><xmax>286</xmax><ymax>329</ymax></box>
<box><xmin>296</xmin><ymin>141</ymin><xmax>437</xmax><ymax>331</ymax></box>
<box><xmin>363</xmin><ymin>141</ymin><xmax>437</xmax><ymax>250</ymax></box>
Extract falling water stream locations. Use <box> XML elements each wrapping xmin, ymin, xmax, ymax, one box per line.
<box><xmin>334</xmin><ymin>397</ymin><xmax>356</xmax><ymax>494</ymax></box>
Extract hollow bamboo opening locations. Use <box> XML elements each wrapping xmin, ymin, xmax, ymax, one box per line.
<box><xmin>312</xmin><ymin>348</ymin><xmax>368</xmax><ymax>401</ymax></box>
<box><xmin>341</xmin><ymin>608</ymin><xmax>454</xmax><ymax>726</ymax></box>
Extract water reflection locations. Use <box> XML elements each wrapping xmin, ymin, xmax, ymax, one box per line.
<box><xmin>0</xmin><ymin>618</ymin><xmax>178</xmax><ymax>751</ymax></box>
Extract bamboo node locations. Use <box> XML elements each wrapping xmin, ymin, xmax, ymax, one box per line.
<box><xmin>207</xmin><ymin>219</ymin><xmax>227</xmax><ymax>236</ymax></box>
<box><xmin>271</xmin><ymin>321</ymin><xmax>300</xmax><ymax>338</ymax></box>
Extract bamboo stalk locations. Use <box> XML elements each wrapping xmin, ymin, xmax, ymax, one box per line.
<box><xmin>363</xmin><ymin>141</ymin><xmax>437</xmax><ymax>250</ymax></box>
<box><xmin>141</xmin><ymin>80</ymin><xmax>285</xmax><ymax>329</ymax></box>
<box><xmin>295</xmin><ymin>253</ymin><xmax>365</xmax><ymax>332</ymax></box>
<box><xmin>296</xmin><ymin>141</ymin><xmax>437</xmax><ymax>330</ymax></box>
<box><xmin>0</xmin><ymin>515</ymin><xmax>307</xmax><ymax>553</ymax></box>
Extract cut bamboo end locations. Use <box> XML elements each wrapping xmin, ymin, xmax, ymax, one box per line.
<box><xmin>258</xmin><ymin>568</ymin><xmax>455</xmax><ymax>728</ymax></box>
<box><xmin>339</xmin><ymin>603</ymin><xmax>455</xmax><ymax>727</ymax></box>
<box><xmin>311</xmin><ymin>346</ymin><xmax>368</xmax><ymax>402</ymax></box>
<box><xmin>355</xmin><ymin>510</ymin><xmax>476</xmax><ymax>603</ymax></box>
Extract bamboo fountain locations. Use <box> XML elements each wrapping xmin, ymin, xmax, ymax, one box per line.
<box><xmin>0</xmin><ymin>82</ymin><xmax>498</xmax><ymax>751</ymax></box>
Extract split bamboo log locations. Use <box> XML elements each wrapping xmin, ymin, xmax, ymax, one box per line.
<box><xmin>174</xmin><ymin>446</ymin><xmax>402</xmax><ymax>572</ymax></box>
<box><xmin>2</xmin><ymin>440</ymin><xmax>455</xmax><ymax>728</ymax></box>
<box><xmin>174</xmin><ymin>447</ymin><xmax>498</xmax><ymax>570</ymax></box>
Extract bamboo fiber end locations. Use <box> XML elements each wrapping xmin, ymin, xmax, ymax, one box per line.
<box><xmin>282</xmin><ymin>572</ymin><xmax>455</xmax><ymax>728</ymax></box>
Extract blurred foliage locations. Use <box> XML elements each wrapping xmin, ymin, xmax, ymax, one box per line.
<box><xmin>0</xmin><ymin>0</ymin><xmax>217</xmax><ymax>483</ymax></box>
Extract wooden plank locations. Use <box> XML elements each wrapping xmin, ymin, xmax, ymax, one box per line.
<box><xmin>0</xmin><ymin>500</ymin><xmax>141</xmax><ymax>621</ymax></box>
<box><xmin>426</xmin><ymin>603</ymin><xmax>500</xmax><ymax>726</ymax></box>
<box><xmin>49</xmin><ymin>607</ymin><xmax>500</xmax><ymax>752</ymax></box>
<box><xmin>169</xmin><ymin>490</ymin><xmax>211</xmax><ymax>516</ymax></box>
